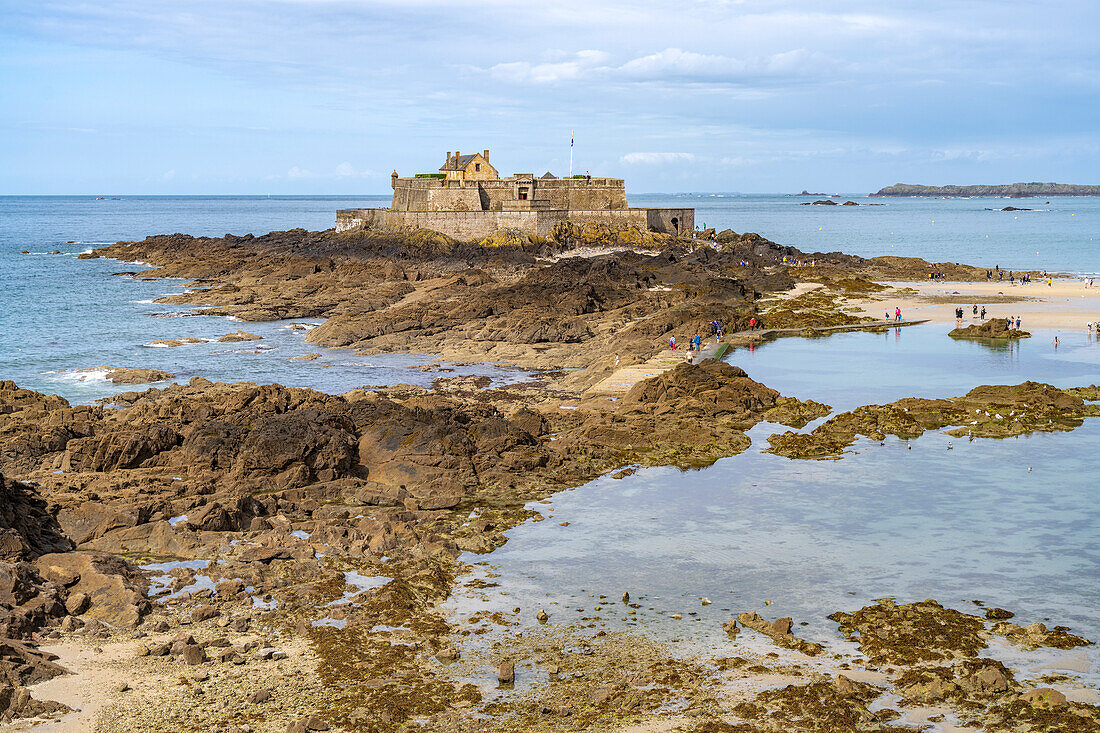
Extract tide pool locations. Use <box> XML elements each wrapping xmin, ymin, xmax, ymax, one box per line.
<box><xmin>446</xmin><ymin>325</ymin><xmax>1100</xmax><ymax>689</ymax></box>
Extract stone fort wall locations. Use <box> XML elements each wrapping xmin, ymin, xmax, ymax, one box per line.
<box><xmin>390</xmin><ymin>177</ymin><xmax>629</xmax><ymax>213</ymax></box>
<box><xmin>336</xmin><ymin>207</ymin><xmax>695</xmax><ymax>240</ymax></box>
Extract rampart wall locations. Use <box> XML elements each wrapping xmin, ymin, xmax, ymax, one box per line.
<box><xmin>390</xmin><ymin>177</ymin><xmax>629</xmax><ymax>212</ymax></box>
<box><xmin>336</xmin><ymin>207</ymin><xmax>692</xmax><ymax>239</ymax></box>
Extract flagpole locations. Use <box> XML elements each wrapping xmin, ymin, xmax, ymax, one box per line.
<box><xmin>569</xmin><ymin>130</ymin><xmax>574</xmax><ymax>176</ymax></box>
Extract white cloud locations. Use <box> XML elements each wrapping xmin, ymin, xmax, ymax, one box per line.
<box><xmin>286</xmin><ymin>166</ymin><xmax>314</xmax><ymax>179</ymax></box>
<box><xmin>162</xmin><ymin>169</ymin><xmax>176</xmax><ymax>181</ymax></box>
<box><xmin>489</xmin><ymin>50</ymin><xmax>610</xmax><ymax>84</ymax></box>
<box><xmin>617</xmin><ymin>47</ymin><xmax>828</xmax><ymax>83</ymax></box>
<box><xmin>620</xmin><ymin>152</ymin><xmax>697</xmax><ymax>165</ymax></box>
<box><xmin>334</xmin><ymin>162</ymin><xmax>373</xmax><ymax>177</ymax></box>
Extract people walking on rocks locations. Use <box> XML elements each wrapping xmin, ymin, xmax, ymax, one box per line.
<box><xmin>694</xmin><ymin>334</ymin><xmax>701</xmax><ymax>350</ymax></box>
<box><xmin>1016</xmin><ymin>316</ymin><xmax>1021</xmax><ymax>330</ymax></box>
<box><xmin>669</xmin><ymin>336</ymin><xmax>677</xmax><ymax>350</ymax></box>
<box><xmin>750</xmin><ymin>316</ymin><xmax>756</xmax><ymax>330</ymax></box>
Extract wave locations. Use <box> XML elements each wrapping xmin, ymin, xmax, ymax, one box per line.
<box><xmin>43</xmin><ymin>367</ymin><xmax>113</xmax><ymax>383</ymax></box>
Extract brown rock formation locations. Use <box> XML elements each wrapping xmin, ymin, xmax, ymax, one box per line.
<box><xmin>769</xmin><ymin>382</ymin><xmax>1100</xmax><ymax>459</ymax></box>
<box><xmin>949</xmin><ymin>318</ymin><xmax>1031</xmax><ymax>340</ymax></box>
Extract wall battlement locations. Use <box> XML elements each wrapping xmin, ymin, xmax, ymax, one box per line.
<box><xmin>390</xmin><ymin>174</ymin><xmax>628</xmax><ymax>213</ymax></box>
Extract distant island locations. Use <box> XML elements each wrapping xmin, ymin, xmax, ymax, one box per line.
<box><xmin>872</xmin><ymin>182</ymin><xmax>1100</xmax><ymax>197</ymax></box>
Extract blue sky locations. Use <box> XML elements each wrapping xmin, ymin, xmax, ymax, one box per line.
<box><xmin>1</xmin><ymin>0</ymin><xmax>1098</xmax><ymax>194</ymax></box>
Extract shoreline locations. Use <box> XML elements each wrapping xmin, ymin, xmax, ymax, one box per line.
<box><xmin>845</xmin><ymin>278</ymin><xmax>1100</xmax><ymax>332</ymax></box>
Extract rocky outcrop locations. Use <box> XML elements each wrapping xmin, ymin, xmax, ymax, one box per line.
<box><xmin>0</xmin><ymin>474</ymin><xmax>73</xmax><ymax>560</ymax></box>
<box><xmin>217</xmin><ymin>330</ymin><xmax>263</xmax><ymax>342</ymax></box>
<box><xmin>734</xmin><ymin>612</ymin><xmax>824</xmax><ymax>656</ymax></box>
<box><xmin>828</xmin><ymin>599</ymin><xmax>988</xmax><ymax>665</ymax></box>
<box><xmin>769</xmin><ymin>382</ymin><xmax>1100</xmax><ymax>459</ymax></box>
<box><xmin>35</xmin><ymin>552</ymin><xmax>149</xmax><ymax>627</ymax></box>
<box><xmin>949</xmin><ymin>318</ymin><xmax>1031</xmax><ymax>340</ymax></box>
<box><xmin>0</xmin><ymin>476</ymin><xmax>73</xmax><ymax>722</ymax></box>
<box><xmin>895</xmin><ymin>658</ymin><xmax>1016</xmax><ymax>707</ymax></box>
<box><xmin>104</xmin><ymin>367</ymin><xmax>175</xmax><ymax>384</ymax></box>
<box><xmin>0</xmin><ymin>679</ymin><xmax>70</xmax><ymax>723</ymax></box>
<box><xmin>557</xmin><ymin>360</ymin><xmax>830</xmax><ymax>470</ymax></box>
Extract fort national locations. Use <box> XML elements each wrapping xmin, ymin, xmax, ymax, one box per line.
<box><xmin>335</xmin><ymin>149</ymin><xmax>694</xmax><ymax>240</ymax></box>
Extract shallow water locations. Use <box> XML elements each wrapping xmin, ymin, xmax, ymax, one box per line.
<box><xmin>0</xmin><ymin>195</ymin><xmax>524</xmax><ymax>403</ymax></box>
<box><xmin>446</xmin><ymin>325</ymin><xmax>1100</xmax><ymax>687</ymax></box>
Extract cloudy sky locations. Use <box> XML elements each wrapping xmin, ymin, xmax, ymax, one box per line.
<box><xmin>2</xmin><ymin>1</ymin><xmax>1098</xmax><ymax>193</ymax></box>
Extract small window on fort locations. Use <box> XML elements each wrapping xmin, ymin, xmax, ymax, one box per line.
<box><xmin>475</xmin><ymin>163</ymin><xmax>481</xmax><ymax>171</ymax></box>
<box><xmin>518</xmin><ymin>188</ymin><xmax>528</xmax><ymax>200</ymax></box>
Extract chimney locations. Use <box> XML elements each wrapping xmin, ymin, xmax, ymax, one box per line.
<box><xmin>483</xmin><ymin>149</ymin><xmax>489</xmax><ymax>162</ymax></box>
<box><xmin>446</xmin><ymin>151</ymin><xmax>452</xmax><ymax>166</ymax></box>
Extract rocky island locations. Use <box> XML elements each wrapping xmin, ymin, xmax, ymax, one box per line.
<box><xmin>1</xmin><ymin>221</ymin><xmax>1097</xmax><ymax>732</ymax></box>
<box><xmin>872</xmin><ymin>182</ymin><xmax>1100</xmax><ymax>197</ymax></box>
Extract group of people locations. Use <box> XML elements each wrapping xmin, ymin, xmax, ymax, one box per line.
<box><xmin>668</xmin><ymin>320</ymin><xmax>731</xmax><ymax>357</ymax></box>
<box><xmin>953</xmin><ymin>304</ymin><xmax>1023</xmax><ymax>330</ymax></box>
<box><xmin>669</xmin><ymin>334</ymin><xmax>704</xmax><ymax>351</ymax></box>
<box><xmin>886</xmin><ymin>307</ymin><xmax>903</xmax><ymax>321</ymax></box>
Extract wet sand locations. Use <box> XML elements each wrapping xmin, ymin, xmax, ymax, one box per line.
<box><xmin>847</xmin><ymin>278</ymin><xmax>1100</xmax><ymax>330</ymax></box>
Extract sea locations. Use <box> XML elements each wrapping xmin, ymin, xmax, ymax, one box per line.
<box><xmin>3</xmin><ymin>194</ymin><xmax>1100</xmax><ymax>701</ymax></box>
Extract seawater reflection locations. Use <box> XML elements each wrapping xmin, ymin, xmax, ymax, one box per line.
<box><xmin>449</xmin><ymin>325</ymin><xmax>1100</xmax><ymax>684</ymax></box>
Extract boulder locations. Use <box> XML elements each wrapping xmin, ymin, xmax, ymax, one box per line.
<box><xmin>737</xmin><ymin>611</ymin><xmax>824</xmax><ymax>656</ymax></box>
<box><xmin>34</xmin><ymin>552</ymin><xmax>149</xmax><ymax>628</ymax></box>
<box><xmin>1021</xmin><ymin>687</ymin><xmax>1067</xmax><ymax>708</ymax></box>
<box><xmin>949</xmin><ymin>318</ymin><xmax>1031</xmax><ymax>341</ymax></box>
<box><xmin>0</xmin><ymin>474</ymin><xmax>73</xmax><ymax>560</ymax></box>
<box><xmin>104</xmin><ymin>368</ymin><xmax>175</xmax><ymax>385</ymax></box>
<box><xmin>217</xmin><ymin>331</ymin><xmax>263</xmax><ymax>343</ymax></box>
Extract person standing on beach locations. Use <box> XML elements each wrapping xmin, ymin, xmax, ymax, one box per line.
<box><xmin>973</xmin><ymin>304</ymin><xmax>978</xmax><ymax>316</ymax></box>
<box><xmin>895</xmin><ymin>307</ymin><xmax>901</xmax><ymax>321</ymax></box>
<box><xmin>980</xmin><ymin>306</ymin><xmax>986</xmax><ymax>320</ymax></box>
<box><xmin>1016</xmin><ymin>316</ymin><xmax>1021</xmax><ymax>330</ymax></box>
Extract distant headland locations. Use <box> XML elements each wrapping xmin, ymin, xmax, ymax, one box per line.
<box><xmin>872</xmin><ymin>182</ymin><xmax>1100</xmax><ymax>198</ymax></box>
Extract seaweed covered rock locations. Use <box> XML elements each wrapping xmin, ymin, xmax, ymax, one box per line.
<box><xmin>895</xmin><ymin>658</ymin><xmax>1016</xmax><ymax>708</ymax></box>
<box><xmin>991</xmin><ymin>620</ymin><xmax>1090</xmax><ymax>650</ymax></box>
<box><xmin>769</xmin><ymin>381</ymin><xmax>1100</xmax><ymax>459</ymax></box>
<box><xmin>828</xmin><ymin>599</ymin><xmax>988</xmax><ymax>665</ymax></box>
<box><xmin>557</xmin><ymin>360</ymin><xmax>830</xmax><ymax>469</ymax></box>
<box><xmin>731</xmin><ymin>675</ymin><xmax>886</xmax><ymax>732</ymax></box>
<box><xmin>949</xmin><ymin>318</ymin><xmax>1030</xmax><ymax>340</ymax></box>
<box><xmin>735</xmin><ymin>612</ymin><xmax>824</xmax><ymax>656</ymax></box>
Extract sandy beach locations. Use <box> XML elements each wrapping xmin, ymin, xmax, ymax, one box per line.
<box><xmin>847</xmin><ymin>277</ymin><xmax>1100</xmax><ymax>331</ymax></box>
